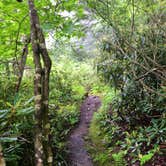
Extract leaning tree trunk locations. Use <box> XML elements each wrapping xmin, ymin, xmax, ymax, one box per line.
<box><xmin>28</xmin><ymin>0</ymin><xmax>53</xmax><ymax>165</ymax></box>
<box><xmin>15</xmin><ymin>37</ymin><xmax>30</xmax><ymax>93</ymax></box>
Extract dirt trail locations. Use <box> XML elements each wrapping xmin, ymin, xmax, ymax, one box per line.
<box><xmin>67</xmin><ymin>95</ymin><xmax>101</xmax><ymax>166</ymax></box>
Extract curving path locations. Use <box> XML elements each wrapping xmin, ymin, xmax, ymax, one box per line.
<box><xmin>67</xmin><ymin>95</ymin><xmax>101</xmax><ymax>166</ymax></box>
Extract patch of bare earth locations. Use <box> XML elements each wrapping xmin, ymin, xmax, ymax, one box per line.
<box><xmin>67</xmin><ymin>95</ymin><xmax>101</xmax><ymax>166</ymax></box>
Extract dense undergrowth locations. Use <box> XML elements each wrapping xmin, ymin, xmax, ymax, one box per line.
<box><xmin>88</xmin><ymin>84</ymin><xmax>166</xmax><ymax>166</ymax></box>
<box><xmin>86</xmin><ymin>1</ymin><xmax>166</xmax><ymax>165</ymax></box>
<box><xmin>0</xmin><ymin>56</ymin><xmax>98</xmax><ymax>165</ymax></box>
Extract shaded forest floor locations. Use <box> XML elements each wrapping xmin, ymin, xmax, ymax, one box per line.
<box><xmin>67</xmin><ymin>95</ymin><xmax>101</xmax><ymax>166</ymax></box>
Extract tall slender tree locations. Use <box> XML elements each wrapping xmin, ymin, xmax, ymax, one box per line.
<box><xmin>17</xmin><ymin>0</ymin><xmax>53</xmax><ymax>165</ymax></box>
<box><xmin>28</xmin><ymin>0</ymin><xmax>53</xmax><ymax>165</ymax></box>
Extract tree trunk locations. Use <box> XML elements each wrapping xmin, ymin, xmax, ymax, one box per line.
<box><xmin>0</xmin><ymin>144</ymin><xmax>6</xmax><ymax>166</ymax></box>
<box><xmin>15</xmin><ymin>37</ymin><xmax>30</xmax><ymax>93</ymax></box>
<box><xmin>28</xmin><ymin>0</ymin><xmax>53</xmax><ymax>165</ymax></box>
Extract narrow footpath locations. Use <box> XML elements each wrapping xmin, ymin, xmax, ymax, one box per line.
<box><xmin>67</xmin><ymin>95</ymin><xmax>101</xmax><ymax>166</ymax></box>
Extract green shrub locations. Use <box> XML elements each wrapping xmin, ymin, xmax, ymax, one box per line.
<box><xmin>112</xmin><ymin>150</ymin><xmax>127</xmax><ymax>166</ymax></box>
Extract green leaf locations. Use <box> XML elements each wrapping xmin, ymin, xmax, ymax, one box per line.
<box><xmin>16</xmin><ymin>107</ymin><xmax>34</xmax><ymax>116</ymax></box>
<box><xmin>0</xmin><ymin>137</ymin><xmax>18</xmax><ymax>143</ymax></box>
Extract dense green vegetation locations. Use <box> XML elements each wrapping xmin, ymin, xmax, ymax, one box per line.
<box><xmin>86</xmin><ymin>0</ymin><xmax>166</xmax><ymax>165</ymax></box>
<box><xmin>0</xmin><ymin>0</ymin><xmax>165</xmax><ymax>166</ymax></box>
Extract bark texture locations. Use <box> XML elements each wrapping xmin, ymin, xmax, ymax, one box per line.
<box><xmin>28</xmin><ymin>0</ymin><xmax>53</xmax><ymax>165</ymax></box>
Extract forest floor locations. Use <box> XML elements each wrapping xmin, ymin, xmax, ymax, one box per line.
<box><xmin>67</xmin><ymin>95</ymin><xmax>101</xmax><ymax>166</ymax></box>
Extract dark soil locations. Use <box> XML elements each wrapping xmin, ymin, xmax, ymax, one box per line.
<box><xmin>67</xmin><ymin>95</ymin><xmax>101</xmax><ymax>166</ymax></box>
